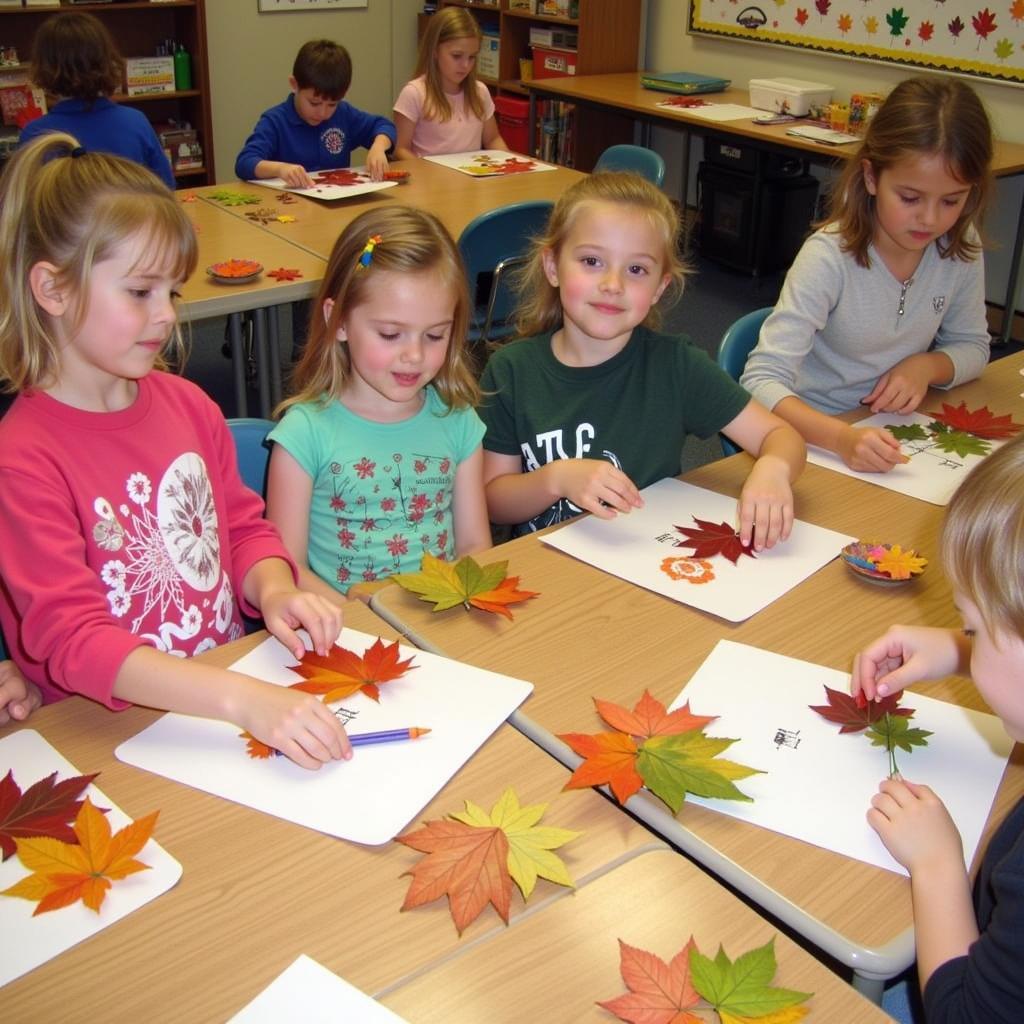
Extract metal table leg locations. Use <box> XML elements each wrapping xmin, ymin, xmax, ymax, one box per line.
<box><xmin>267</xmin><ymin>305</ymin><xmax>282</xmax><ymax>411</ymax></box>
<box><xmin>227</xmin><ymin>312</ymin><xmax>247</xmax><ymax>417</ymax></box>
<box><xmin>997</xmin><ymin>188</ymin><xmax>1024</xmax><ymax>346</ymax></box>
<box><xmin>252</xmin><ymin>306</ymin><xmax>271</xmax><ymax>419</ymax></box>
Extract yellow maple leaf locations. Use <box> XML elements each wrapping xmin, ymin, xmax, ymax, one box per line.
<box><xmin>2</xmin><ymin>798</ymin><xmax>157</xmax><ymax>915</ymax></box>
<box><xmin>871</xmin><ymin>545</ymin><xmax>927</xmax><ymax>580</ymax></box>
<box><xmin>864</xmin><ymin>15</ymin><xmax>878</xmax><ymax>33</ymax></box>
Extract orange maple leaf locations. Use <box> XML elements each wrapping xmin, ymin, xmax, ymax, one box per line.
<box><xmin>396</xmin><ymin>817</ymin><xmax>511</xmax><ymax>934</ymax></box>
<box><xmin>468</xmin><ymin>575</ymin><xmax>539</xmax><ymax>619</ymax></box>
<box><xmin>926</xmin><ymin>401</ymin><xmax>1023</xmax><ymax>439</ymax></box>
<box><xmin>560</xmin><ymin>731</ymin><xmax>644</xmax><ymax>804</ymax></box>
<box><xmin>239</xmin><ymin>732</ymin><xmax>277</xmax><ymax>759</ymax></box>
<box><xmin>595</xmin><ymin>690</ymin><xmax>718</xmax><ymax>739</ymax></box>
<box><xmin>598</xmin><ymin>937</ymin><xmax>703</xmax><ymax>1024</ymax></box>
<box><xmin>1</xmin><ymin>798</ymin><xmax>157</xmax><ymax>915</ymax></box>
<box><xmin>288</xmin><ymin>637</ymin><xmax>416</xmax><ymax>703</ymax></box>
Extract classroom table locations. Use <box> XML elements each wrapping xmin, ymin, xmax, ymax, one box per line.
<box><xmin>525</xmin><ymin>73</ymin><xmax>1024</xmax><ymax>345</ymax></box>
<box><xmin>381</xmin><ymin>848</ymin><xmax>892</xmax><ymax>1023</ymax></box>
<box><xmin>0</xmin><ymin>603</ymin><xmax>664</xmax><ymax>1023</ymax></box>
<box><xmin>369</xmin><ymin>351</ymin><xmax>1024</xmax><ymax>999</ymax></box>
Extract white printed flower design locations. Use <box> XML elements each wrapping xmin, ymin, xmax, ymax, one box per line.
<box><xmin>100</xmin><ymin>560</ymin><xmax>128</xmax><ymax>591</ymax></box>
<box><xmin>126</xmin><ymin>473</ymin><xmax>152</xmax><ymax>505</ymax></box>
<box><xmin>158</xmin><ymin>454</ymin><xmax>220</xmax><ymax>591</ymax></box>
<box><xmin>108</xmin><ymin>590</ymin><xmax>131</xmax><ymax>617</ymax></box>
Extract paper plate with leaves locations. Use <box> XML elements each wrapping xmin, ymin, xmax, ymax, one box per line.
<box><xmin>207</xmin><ymin>258</ymin><xmax>263</xmax><ymax>284</ymax></box>
<box><xmin>841</xmin><ymin>541</ymin><xmax>926</xmax><ymax>586</ymax></box>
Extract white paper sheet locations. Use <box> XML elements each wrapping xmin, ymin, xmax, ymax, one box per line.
<box><xmin>657</xmin><ymin>102</ymin><xmax>764</xmax><ymax>121</ymax></box>
<box><xmin>115</xmin><ymin>629</ymin><xmax>532</xmax><ymax>845</ymax></box>
<box><xmin>672</xmin><ymin>640</ymin><xmax>1014</xmax><ymax>875</ymax></box>
<box><xmin>806</xmin><ymin>409</ymin><xmax>1013</xmax><ymax>505</ymax></box>
<box><xmin>0</xmin><ymin>730</ymin><xmax>182</xmax><ymax>988</ymax></box>
<box><xmin>229</xmin><ymin>954</ymin><xmax>408</xmax><ymax>1023</ymax></box>
<box><xmin>540</xmin><ymin>478</ymin><xmax>854</xmax><ymax>622</ymax></box>
<box><xmin>423</xmin><ymin>149</ymin><xmax>557</xmax><ymax>176</ymax></box>
<box><xmin>250</xmin><ymin>168</ymin><xmax>398</xmax><ymax>201</ymax></box>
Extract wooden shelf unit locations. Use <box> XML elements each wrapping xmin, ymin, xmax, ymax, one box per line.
<box><xmin>433</xmin><ymin>0</ymin><xmax>642</xmax><ymax>169</ymax></box>
<box><xmin>0</xmin><ymin>0</ymin><xmax>214</xmax><ymax>183</ymax></box>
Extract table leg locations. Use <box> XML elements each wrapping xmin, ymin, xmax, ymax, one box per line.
<box><xmin>252</xmin><ymin>307</ymin><xmax>271</xmax><ymax>419</ymax></box>
<box><xmin>527</xmin><ymin>91</ymin><xmax>537</xmax><ymax>158</ymax></box>
<box><xmin>227</xmin><ymin>313</ymin><xmax>247</xmax><ymax>418</ymax></box>
<box><xmin>267</xmin><ymin>305</ymin><xmax>282</xmax><ymax>411</ymax></box>
<box><xmin>851</xmin><ymin>972</ymin><xmax>885</xmax><ymax>1005</ymax></box>
<box><xmin>997</xmin><ymin>187</ymin><xmax>1024</xmax><ymax>346</ymax></box>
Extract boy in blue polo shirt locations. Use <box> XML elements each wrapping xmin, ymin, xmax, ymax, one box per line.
<box><xmin>235</xmin><ymin>40</ymin><xmax>395</xmax><ymax>187</ymax></box>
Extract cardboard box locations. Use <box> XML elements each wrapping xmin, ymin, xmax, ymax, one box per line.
<box><xmin>478</xmin><ymin>34</ymin><xmax>500</xmax><ymax>81</ymax></box>
<box><xmin>508</xmin><ymin>0</ymin><xmax>534</xmax><ymax>10</ymax></box>
<box><xmin>528</xmin><ymin>26</ymin><xmax>578</xmax><ymax>49</ymax></box>
<box><xmin>533</xmin><ymin>46</ymin><xmax>577</xmax><ymax>80</ymax></box>
<box><xmin>125</xmin><ymin>56</ymin><xmax>175</xmax><ymax>97</ymax></box>
<box><xmin>538</xmin><ymin>0</ymin><xmax>570</xmax><ymax>15</ymax></box>
<box><xmin>748</xmin><ymin>77</ymin><xmax>833</xmax><ymax>117</ymax></box>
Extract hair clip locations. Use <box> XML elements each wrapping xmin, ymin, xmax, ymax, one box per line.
<box><xmin>70</xmin><ymin>145</ymin><xmax>86</xmax><ymax>159</ymax></box>
<box><xmin>357</xmin><ymin>234</ymin><xmax>383</xmax><ymax>269</ymax></box>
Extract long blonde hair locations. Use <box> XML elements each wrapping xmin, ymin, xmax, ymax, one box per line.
<box><xmin>515</xmin><ymin>171</ymin><xmax>689</xmax><ymax>338</ymax></box>
<box><xmin>0</xmin><ymin>133</ymin><xmax>196</xmax><ymax>393</ymax></box>
<box><xmin>415</xmin><ymin>7</ymin><xmax>487</xmax><ymax>123</ymax></box>
<box><xmin>279</xmin><ymin>205</ymin><xmax>479</xmax><ymax>415</ymax></box>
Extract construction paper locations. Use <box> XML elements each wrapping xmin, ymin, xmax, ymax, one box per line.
<box><xmin>250</xmin><ymin>168</ymin><xmax>398</xmax><ymax>202</ymax></box>
<box><xmin>115</xmin><ymin>630</ymin><xmax>532</xmax><ymax>845</ymax></box>
<box><xmin>423</xmin><ymin>150</ymin><xmax>557</xmax><ymax>176</ymax></box>
<box><xmin>540</xmin><ymin>478</ymin><xmax>854</xmax><ymax>622</ymax></box>
<box><xmin>663</xmin><ymin>102</ymin><xmax>765</xmax><ymax>121</ymax></box>
<box><xmin>229</xmin><ymin>954</ymin><xmax>408</xmax><ymax>1023</ymax></box>
<box><xmin>671</xmin><ymin>640</ymin><xmax>1014</xmax><ymax>875</ymax></box>
<box><xmin>0</xmin><ymin>730</ymin><xmax>181</xmax><ymax>988</ymax></box>
<box><xmin>806</xmin><ymin>409</ymin><xmax>1015</xmax><ymax>505</ymax></box>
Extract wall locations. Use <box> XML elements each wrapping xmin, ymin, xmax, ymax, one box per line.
<box><xmin>206</xmin><ymin>0</ymin><xmax>421</xmax><ymax>184</ymax></box>
<box><xmin>645</xmin><ymin>1</ymin><xmax>1023</xmax><ymax>312</ymax></box>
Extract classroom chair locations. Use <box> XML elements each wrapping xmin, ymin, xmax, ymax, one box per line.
<box><xmin>457</xmin><ymin>200</ymin><xmax>554</xmax><ymax>346</ymax></box>
<box><xmin>227</xmin><ymin>418</ymin><xmax>276</xmax><ymax>498</ymax></box>
<box><xmin>716</xmin><ymin>306</ymin><xmax>773</xmax><ymax>455</ymax></box>
<box><xmin>593</xmin><ymin>144</ymin><xmax>666</xmax><ymax>187</ymax></box>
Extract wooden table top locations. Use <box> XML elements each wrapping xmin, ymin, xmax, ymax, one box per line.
<box><xmin>382</xmin><ymin>849</ymin><xmax>892</xmax><ymax>1023</ymax></box>
<box><xmin>0</xmin><ymin>603</ymin><xmax>663</xmax><ymax>1022</ymax></box>
<box><xmin>525</xmin><ymin>73</ymin><xmax>1024</xmax><ymax>175</ymax></box>
<box><xmin>369</xmin><ymin>352</ymin><xmax>1024</xmax><ymax>972</ymax></box>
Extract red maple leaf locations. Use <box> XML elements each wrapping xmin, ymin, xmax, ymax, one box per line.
<box><xmin>673</xmin><ymin>517</ymin><xmax>755</xmax><ymax>565</ymax></box>
<box><xmin>496</xmin><ymin>158</ymin><xmax>537</xmax><ymax>174</ymax></box>
<box><xmin>266</xmin><ymin>267</ymin><xmax>303</xmax><ymax>282</ymax></box>
<box><xmin>288</xmin><ymin>637</ymin><xmax>416</xmax><ymax>703</ymax></box>
<box><xmin>598</xmin><ymin>938</ymin><xmax>702</xmax><ymax>1024</ymax></box>
<box><xmin>809</xmin><ymin>685</ymin><xmax>913</xmax><ymax>733</ymax></box>
<box><xmin>595</xmin><ymin>690</ymin><xmax>717</xmax><ymax>739</ymax></box>
<box><xmin>815</xmin><ymin>0</ymin><xmax>831</xmax><ymax>16</ymax></box>
<box><xmin>0</xmin><ymin>770</ymin><xmax>100</xmax><ymax>861</ymax></box>
<box><xmin>972</xmin><ymin>6</ymin><xmax>997</xmax><ymax>42</ymax></box>
<box><xmin>948</xmin><ymin>15</ymin><xmax>965</xmax><ymax>36</ymax></box>
<box><xmin>311</xmin><ymin>169</ymin><xmax>365</xmax><ymax>186</ymax></box>
<box><xmin>918</xmin><ymin>20</ymin><xmax>934</xmax><ymax>41</ymax></box>
<box><xmin>925</xmin><ymin>401</ymin><xmax>1023</xmax><ymax>439</ymax></box>
<box><xmin>795</xmin><ymin>7</ymin><xmax>809</xmax><ymax>27</ymax></box>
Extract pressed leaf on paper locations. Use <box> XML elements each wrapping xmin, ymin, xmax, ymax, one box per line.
<box><xmin>926</xmin><ymin>402</ymin><xmax>1022</xmax><ymax>441</ymax></box>
<box><xmin>867</xmin><ymin>714</ymin><xmax>933</xmax><ymax>756</ymax></box>
<box><xmin>2</xmin><ymin>798</ymin><xmax>157</xmax><ymax>915</ymax></box>
<box><xmin>391</xmin><ymin>552</ymin><xmax>538</xmax><ymax>619</ymax></box>
<box><xmin>597</xmin><ymin>937</ymin><xmax>703</xmax><ymax>1024</ymax></box>
<box><xmin>288</xmin><ymin>636</ymin><xmax>416</xmax><ymax>703</ymax></box>
<box><xmin>928</xmin><ymin>427</ymin><xmax>991</xmax><ymax>459</ymax></box>
<box><xmin>673</xmin><ymin>517</ymin><xmax>755</xmax><ymax>565</ymax></box>
<box><xmin>808</xmin><ymin>686</ymin><xmax>912</xmax><ymax>733</ymax></box>
<box><xmin>0</xmin><ymin>769</ymin><xmax>100</xmax><ymax>861</ymax></box>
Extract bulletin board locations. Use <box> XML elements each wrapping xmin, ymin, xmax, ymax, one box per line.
<box><xmin>688</xmin><ymin>1</ymin><xmax>1024</xmax><ymax>87</ymax></box>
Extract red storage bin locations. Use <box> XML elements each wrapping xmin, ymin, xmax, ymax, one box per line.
<box><xmin>532</xmin><ymin>46</ymin><xmax>578</xmax><ymax>80</ymax></box>
<box><xmin>494</xmin><ymin>94</ymin><xmax>531</xmax><ymax>155</ymax></box>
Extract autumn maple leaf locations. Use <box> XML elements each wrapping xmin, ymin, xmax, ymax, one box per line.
<box><xmin>925</xmin><ymin>401</ymin><xmax>1023</xmax><ymax>440</ymax></box>
<box><xmin>918</xmin><ymin>20</ymin><xmax>934</xmax><ymax>41</ymax></box>
<box><xmin>312</xmin><ymin>169</ymin><xmax>364</xmax><ymax>186</ymax></box>
<box><xmin>809</xmin><ymin>685</ymin><xmax>912</xmax><ymax>733</ymax></box>
<box><xmin>598</xmin><ymin>938</ymin><xmax>703</xmax><ymax>1024</ymax></box>
<box><xmin>391</xmin><ymin>552</ymin><xmax>538</xmax><ymax>619</ymax></box>
<box><xmin>972</xmin><ymin>6</ymin><xmax>998</xmax><ymax>45</ymax></box>
<box><xmin>886</xmin><ymin>6</ymin><xmax>909</xmax><ymax>39</ymax></box>
<box><xmin>595</xmin><ymin>690</ymin><xmax>717</xmax><ymax>739</ymax></box>
<box><xmin>288</xmin><ymin>637</ymin><xmax>416</xmax><ymax>703</ymax></box>
<box><xmin>814</xmin><ymin>0</ymin><xmax>830</xmax><ymax>17</ymax></box>
<box><xmin>1012</xmin><ymin>0</ymin><xmax>1024</xmax><ymax>24</ymax></box>
<box><xmin>0</xmin><ymin>769</ymin><xmax>99</xmax><ymax>861</ymax></box>
<box><xmin>948</xmin><ymin>15</ymin><xmax>964</xmax><ymax>37</ymax></box>
<box><xmin>795</xmin><ymin>8</ymin><xmax>809</xmax><ymax>27</ymax></box>
<box><xmin>2</xmin><ymin>798</ymin><xmax>157</xmax><ymax>915</ymax></box>
<box><xmin>673</xmin><ymin>517</ymin><xmax>755</xmax><ymax>565</ymax></box>
<box><xmin>266</xmin><ymin>267</ymin><xmax>303</xmax><ymax>282</ymax></box>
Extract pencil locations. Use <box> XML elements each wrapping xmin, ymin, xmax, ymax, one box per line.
<box><xmin>349</xmin><ymin>727</ymin><xmax>431</xmax><ymax>746</ymax></box>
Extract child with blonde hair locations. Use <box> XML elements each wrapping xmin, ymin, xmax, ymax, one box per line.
<box><xmin>266</xmin><ymin>206</ymin><xmax>490</xmax><ymax>601</ymax></box>
<box><xmin>742</xmin><ymin>77</ymin><xmax>993</xmax><ymax>473</ymax></box>
<box><xmin>853</xmin><ymin>434</ymin><xmax>1024</xmax><ymax>1020</ymax></box>
<box><xmin>392</xmin><ymin>7</ymin><xmax>508</xmax><ymax>159</ymax></box>
<box><xmin>480</xmin><ymin>171</ymin><xmax>805</xmax><ymax>545</ymax></box>
<box><xmin>0</xmin><ymin>135</ymin><xmax>350</xmax><ymax>769</ymax></box>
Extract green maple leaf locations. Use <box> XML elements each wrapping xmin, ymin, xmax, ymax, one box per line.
<box><xmin>886</xmin><ymin>7</ymin><xmax>909</xmax><ymax>37</ymax></box>
<box><xmin>690</xmin><ymin>938</ymin><xmax>811</xmax><ymax>1019</ymax></box>
<box><xmin>994</xmin><ymin>38</ymin><xmax>1014</xmax><ymax>60</ymax></box>
<box><xmin>208</xmin><ymin>190</ymin><xmax>262</xmax><ymax>206</ymax></box>
<box><xmin>929</xmin><ymin>429</ymin><xmax>990</xmax><ymax>458</ymax></box>
<box><xmin>635</xmin><ymin>731</ymin><xmax>761</xmax><ymax>814</ymax></box>
<box><xmin>868</xmin><ymin>714</ymin><xmax>932</xmax><ymax>754</ymax></box>
<box><xmin>391</xmin><ymin>552</ymin><xmax>537</xmax><ymax>618</ymax></box>
<box><xmin>886</xmin><ymin>422</ymin><xmax>929</xmax><ymax>442</ymax></box>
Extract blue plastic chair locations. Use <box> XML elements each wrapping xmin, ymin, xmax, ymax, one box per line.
<box><xmin>716</xmin><ymin>306</ymin><xmax>773</xmax><ymax>455</ymax></box>
<box><xmin>457</xmin><ymin>200</ymin><xmax>554</xmax><ymax>344</ymax></box>
<box><xmin>227</xmin><ymin>418</ymin><xmax>275</xmax><ymax>498</ymax></box>
<box><xmin>593</xmin><ymin>144</ymin><xmax>666</xmax><ymax>187</ymax></box>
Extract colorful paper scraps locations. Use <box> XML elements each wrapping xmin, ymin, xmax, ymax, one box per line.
<box><xmin>180</xmin><ymin>192</ymin><xmax>198</xmax><ymax>203</ymax></box>
<box><xmin>396</xmin><ymin>787</ymin><xmax>580</xmax><ymax>934</ymax></box>
<box><xmin>466</xmin><ymin>154</ymin><xmax>537</xmax><ymax>175</ymax></box>
<box><xmin>274</xmin><ymin>192</ymin><xmax>298</xmax><ymax>204</ymax></box>
<box><xmin>383</xmin><ymin>169</ymin><xmax>411</xmax><ymax>183</ymax></box>
<box><xmin>672</xmin><ymin>517</ymin><xmax>755</xmax><ymax>565</ymax></box>
<box><xmin>657</xmin><ymin>95</ymin><xmax>711</xmax><ymax>107</ymax></box>
<box><xmin>391</xmin><ymin>552</ymin><xmax>538</xmax><ymax>619</ymax></box>
<box><xmin>2</xmin><ymin>797</ymin><xmax>158</xmax><ymax>916</ymax></box>
<box><xmin>558</xmin><ymin>690</ymin><xmax>761</xmax><ymax>814</ymax></box>
<box><xmin>207</xmin><ymin>189</ymin><xmax>263</xmax><ymax>206</ymax></box>
<box><xmin>0</xmin><ymin>768</ymin><xmax>99</xmax><ymax>861</ymax></box>
<box><xmin>266</xmin><ymin>267</ymin><xmax>303</xmax><ymax>281</ymax></box>
<box><xmin>245</xmin><ymin>207</ymin><xmax>297</xmax><ymax>226</ymax></box>
<box><xmin>599</xmin><ymin>936</ymin><xmax>811</xmax><ymax>1023</ymax></box>
<box><xmin>312</xmin><ymin>169</ymin><xmax>365</xmax><ymax>187</ymax></box>
<box><xmin>809</xmin><ymin>686</ymin><xmax>931</xmax><ymax>777</ymax></box>
<box><xmin>887</xmin><ymin>402</ymin><xmax>1024</xmax><ymax>461</ymax></box>
<box><xmin>841</xmin><ymin>541</ymin><xmax>927</xmax><ymax>584</ymax></box>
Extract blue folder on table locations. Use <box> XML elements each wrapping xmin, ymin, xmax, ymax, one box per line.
<box><xmin>640</xmin><ymin>71</ymin><xmax>730</xmax><ymax>96</ymax></box>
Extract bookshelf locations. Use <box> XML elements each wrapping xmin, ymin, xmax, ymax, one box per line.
<box><xmin>0</xmin><ymin>0</ymin><xmax>214</xmax><ymax>183</ymax></box>
<box><xmin>431</xmin><ymin>0</ymin><xmax>642</xmax><ymax>169</ymax></box>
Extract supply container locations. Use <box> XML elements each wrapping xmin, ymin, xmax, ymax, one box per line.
<box><xmin>494</xmin><ymin>94</ymin><xmax>530</xmax><ymax>155</ymax></box>
<box><xmin>532</xmin><ymin>46</ymin><xmax>577</xmax><ymax>80</ymax></box>
<box><xmin>748</xmin><ymin>77</ymin><xmax>833</xmax><ymax>116</ymax></box>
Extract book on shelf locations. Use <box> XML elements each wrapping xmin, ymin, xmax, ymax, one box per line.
<box><xmin>538</xmin><ymin>99</ymin><xmax>574</xmax><ymax>168</ymax></box>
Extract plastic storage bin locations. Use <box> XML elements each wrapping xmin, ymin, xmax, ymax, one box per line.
<box><xmin>494</xmin><ymin>94</ymin><xmax>530</xmax><ymax>155</ymax></box>
<box><xmin>748</xmin><ymin>77</ymin><xmax>833</xmax><ymax>116</ymax></box>
<box><xmin>532</xmin><ymin>46</ymin><xmax>578</xmax><ymax>80</ymax></box>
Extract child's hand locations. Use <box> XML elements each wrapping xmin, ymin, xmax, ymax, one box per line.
<box><xmin>261</xmin><ymin>588</ymin><xmax>343</xmax><ymax>661</ymax></box>
<box><xmin>552</xmin><ymin>459</ymin><xmax>643</xmax><ymax>520</ymax></box>
<box><xmin>862</xmin><ymin>354</ymin><xmax>937</xmax><ymax>414</ymax></box>
<box><xmin>0</xmin><ymin>661</ymin><xmax>42</xmax><ymax>726</ymax></box>
<box><xmin>365</xmin><ymin>141</ymin><xmax>390</xmax><ymax>181</ymax></box>
<box><xmin>737</xmin><ymin>455</ymin><xmax>794</xmax><ymax>551</ymax></box>
<box><xmin>238</xmin><ymin>682</ymin><xmax>352</xmax><ymax>770</ymax></box>
<box><xmin>852</xmin><ymin>626</ymin><xmax>966</xmax><ymax>702</ymax></box>
<box><xmin>837</xmin><ymin>424</ymin><xmax>909</xmax><ymax>473</ymax></box>
<box><xmin>278</xmin><ymin>163</ymin><xmax>315</xmax><ymax>189</ymax></box>
<box><xmin>868</xmin><ymin>777</ymin><xmax>964</xmax><ymax>874</ymax></box>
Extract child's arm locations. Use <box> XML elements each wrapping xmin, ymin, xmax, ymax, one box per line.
<box><xmin>254</xmin><ymin>159</ymin><xmax>315</xmax><ymax>189</ymax></box>
<box><xmin>452</xmin><ymin>446</ymin><xmax>492</xmax><ymax>556</ymax></box>
<box><xmin>265</xmin><ymin>445</ymin><xmax>347</xmax><ymax>611</ymax></box>
<box><xmin>482</xmin><ymin>117</ymin><xmax>509</xmax><ymax>151</ymax></box>
<box><xmin>860</xmin><ymin>351</ymin><xmax>955</xmax><ymax>414</ymax></box>
<box><xmin>483</xmin><ymin>450</ymin><xmax>643</xmax><ymax>526</ymax></box>
<box><xmin>721</xmin><ymin>401</ymin><xmax>805</xmax><ymax>551</ymax></box>
<box><xmin>392</xmin><ymin>113</ymin><xmax>417</xmax><ymax>162</ymax></box>
<box><xmin>852</xmin><ymin>626</ymin><xmax>970</xmax><ymax>701</ymax></box>
<box><xmin>0</xmin><ymin>661</ymin><xmax>42</xmax><ymax>726</ymax></box>
<box><xmin>868</xmin><ymin>779</ymin><xmax>978</xmax><ymax>990</ymax></box>
<box><xmin>364</xmin><ymin>135</ymin><xmax>392</xmax><ymax>180</ymax></box>
<box><xmin>235</xmin><ymin>108</ymin><xmax>314</xmax><ymax>187</ymax></box>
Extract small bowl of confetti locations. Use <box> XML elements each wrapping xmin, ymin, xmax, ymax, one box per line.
<box><xmin>207</xmin><ymin>259</ymin><xmax>263</xmax><ymax>284</ymax></box>
<box><xmin>841</xmin><ymin>541</ymin><xmax>927</xmax><ymax>587</ymax></box>
<box><xmin>383</xmin><ymin>169</ymin><xmax>411</xmax><ymax>184</ymax></box>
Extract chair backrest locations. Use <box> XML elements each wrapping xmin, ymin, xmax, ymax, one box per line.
<box><xmin>593</xmin><ymin>144</ymin><xmax>666</xmax><ymax>187</ymax></box>
<box><xmin>716</xmin><ymin>307</ymin><xmax>773</xmax><ymax>456</ymax></box>
<box><xmin>457</xmin><ymin>200</ymin><xmax>554</xmax><ymax>341</ymax></box>
<box><xmin>227</xmin><ymin>418</ymin><xmax>275</xmax><ymax>498</ymax></box>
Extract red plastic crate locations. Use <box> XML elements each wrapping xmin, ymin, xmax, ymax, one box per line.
<box><xmin>532</xmin><ymin>46</ymin><xmax>578</xmax><ymax>80</ymax></box>
<box><xmin>494</xmin><ymin>94</ymin><xmax>531</xmax><ymax>155</ymax></box>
